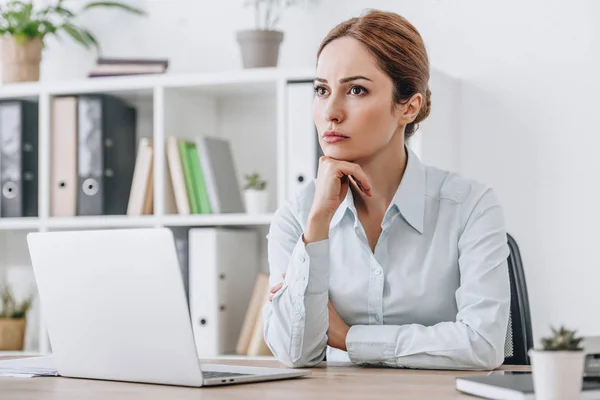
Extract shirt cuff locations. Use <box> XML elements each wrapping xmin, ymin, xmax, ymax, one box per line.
<box><xmin>345</xmin><ymin>325</ymin><xmax>398</xmax><ymax>364</ymax></box>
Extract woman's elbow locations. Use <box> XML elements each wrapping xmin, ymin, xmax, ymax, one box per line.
<box><xmin>468</xmin><ymin>340</ymin><xmax>506</xmax><ymax>370</ymax></box>
<box><xmin>275</xmin><ymin>353</ymin><xmax>324</xmax><ymax>369</ymax></box>
<box><xmin>264</xmin><ymin>335</ymin><xmax>325</xmax><ymax>368</ymax></box>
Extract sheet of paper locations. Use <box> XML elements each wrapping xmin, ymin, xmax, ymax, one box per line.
<box><xmin>0</xmin><ymin>356</ymin><xmax>58</xmax><ymax>377</ymax></box>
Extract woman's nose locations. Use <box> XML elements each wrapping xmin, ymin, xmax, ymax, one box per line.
<box><xmin>324</xmin><ymin>98</ymin><xmax>345</xmax><ymax>123</ymax></box>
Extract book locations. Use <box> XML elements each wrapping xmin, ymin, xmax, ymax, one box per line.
<box><xmin>456</xmin><ymin>372</ymin><xmax>600</xmax><ymax>400</ymax></box>
<box><xmin>178</xmin><ymin>140</ymin><xmax>200</xmax><ymax>214</ymax></box>
<box><xmin>187</xmin><ymin>143</ymin><xmax>212</xmax><ymax>214</ymax></box>
<box><xmin>87</xmin><ymin>58</ymin><xmax>168</xmax><ymax>78</ymax></box>
<box><xmin>96</xmin><ymin>57</ymin><xmax>169</xmax><ymax>67</ymax></box>
<box><xmin>166</xmin><ymin>136</ymin><xmax>190</xmax><ymax>215</ymax></box>
<box><xmin>236</xmin><ymin>273</ymin><xmax>270</xmax><ymax>355</ymax></box>
<box><xmin>246</xmin><ymin>282</ymin><xmax>272</xmax><ymax>357</ymax></box>
<box><xmin>126</xmin><ymin>138</ymin><xmax>153</xmax><ymax>216</ymax></box>
<box><xmin>195</xmin><ymin>136</ymin><xmax>245</xmax><ymax>214</ymax></box>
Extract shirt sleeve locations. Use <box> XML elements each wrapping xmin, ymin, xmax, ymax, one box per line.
<box><xmin>345</xmin><ymin>187</ymin><xmax>511</xmax><ymax>370</ymax></box>
<box><xmin>262</xmin><ymin>200</ymin><xmax>331</xmax><ymax>368</ymax></box>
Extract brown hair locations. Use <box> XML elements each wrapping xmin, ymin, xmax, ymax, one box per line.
<box><xmin>316</xmin><ymin>9</ymin><xmax>431</xmax><ymax>138</ymax></box>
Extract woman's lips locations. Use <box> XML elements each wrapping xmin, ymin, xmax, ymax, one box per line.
<box><xmin>323</xmin><ymin>131</ymin><xmax>349</xmax><ymax>144</ymax></box>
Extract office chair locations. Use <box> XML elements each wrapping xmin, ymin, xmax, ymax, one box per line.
<box><xmin>503</xmin><ymin>233</ymin><xmax>534</xmax><ymax>365</ymax></box>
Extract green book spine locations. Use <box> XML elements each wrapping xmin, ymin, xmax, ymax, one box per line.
<box><xmin>178</xmin><ymin>140</ymin><xmax>200</xmax><ymax>214</ymax></box>
<box><xmin>188</xmin><ymin>144</ymin><xmax>212</xmax><ymax>214</ymax></box>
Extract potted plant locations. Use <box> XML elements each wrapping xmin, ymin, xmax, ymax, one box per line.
<box><xmin>243</xmin><ymin>171</ymin><xmax>268</xmax><ymax>214</ymax></box>
<box><xmin>0</xmin><ymin>284</ymin><xmax>34</xmax><ymax>351</ymax></box>
<box><xmin>0</xmin><ymin>0</ymin><xmax>145</xmax><ymax>84</ymax></box>
<box><xmin>237</xmin><ymin>0</ymin><xmax>316</xmax><ymax>68</ymax></box>
<box><xmin>529</xmin><ymin>325</ymin><xmax>586</xmax><ymax>400</ymax></box>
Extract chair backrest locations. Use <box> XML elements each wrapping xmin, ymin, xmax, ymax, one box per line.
<box><xmin>503</xmin><ymin>233</ymin><xmax>534</xmax><ymax>365</ymax></box>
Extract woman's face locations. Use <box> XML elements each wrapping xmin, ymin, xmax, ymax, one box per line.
<box><xmin>313</xmin><ymin>37</ymin><xmax>405</xmax><ymax>162</ymax></box>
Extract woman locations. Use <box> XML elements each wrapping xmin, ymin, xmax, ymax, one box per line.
<box><xmin>263</xmin><ymin>9</ymin><xmax>510</xmax><ymax>370</ymax></box>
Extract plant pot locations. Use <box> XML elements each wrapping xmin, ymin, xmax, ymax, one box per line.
<box><xmin>244</xmin><ymin>189</ymin><xmax>269</xmax><ymax>214</ymax></box>
<box><xmin>236</xmin><ymin>30</ymin><xmax>284</xmax><ymax>68</ymax></box>
<box><xmin>0</xmin><ymin>318</ymin><xmax>26</xmax><ymax>350</ymax></box>
<box><xmin>1</xmin><ymin>36</ymin><xmax>43</xmax><ymax>83</ymax></box>
<box><xmin>529</xmin><ymin>349</ymin><xmax>586</xmax><ymax>400</ymax></box>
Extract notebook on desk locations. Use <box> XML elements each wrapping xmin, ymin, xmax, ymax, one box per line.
<box><xmin>456</xmin><ymin>372</ymin><xmax>600</xmax><ymax>400</ymax></box>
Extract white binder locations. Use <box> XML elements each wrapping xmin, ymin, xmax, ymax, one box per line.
<box><xmin>285</xmin><ymin>81</ymin><xmax>321</xmax><ymax>201</ymax></box>
<box><xmin>188</xmin><ymin>228</ymin><xmax>260</xmax><ymax>358</ymax></box>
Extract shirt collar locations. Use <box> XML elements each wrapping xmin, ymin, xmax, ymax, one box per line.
<box><xmin>329</xmin><ymin>146</ymin><xmax>426</xmax><ymax>234</ymax></box>
<box><xmin>391</xmin><ymin>146</ymin><xmax>426</xmax><ymax>234</ymax></box>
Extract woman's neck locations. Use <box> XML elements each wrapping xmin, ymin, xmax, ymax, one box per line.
<box><xmin>352</xmin><ymin>133</ymin><xmax>408</xmax><ymax>216</ymax></box>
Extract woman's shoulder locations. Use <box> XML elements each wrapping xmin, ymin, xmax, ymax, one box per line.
<box><xmin>423</xmin><ymin>164</ymin><xmax>501</xmax><ymax>210</ymax></box>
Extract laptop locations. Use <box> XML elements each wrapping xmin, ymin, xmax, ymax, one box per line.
<box><xmin>25</xmin><ymin>228</ymin><xmax>310</xmax><ymax>387</ymax></box>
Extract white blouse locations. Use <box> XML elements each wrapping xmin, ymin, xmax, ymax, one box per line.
<box><xmin>262</xmin><ymin>146</ymin><xmax>510</xmax><ymax>370</ymax></box>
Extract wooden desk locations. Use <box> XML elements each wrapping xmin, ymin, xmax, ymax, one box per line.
<box><xmin>0</xmin><ymin>356</ymin><xmax>530</xmax><ymax>399</ymax></box>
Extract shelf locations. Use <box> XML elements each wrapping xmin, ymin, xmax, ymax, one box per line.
<box><xmin>45</xmin><ymin>215</ymin><xmax>157</xmax><ymax>230</ymax></box>
<box><xmin>0</xmin><ymin>214</ymin><xmax>274</xmax><ymax>231</ymax></box>
<box><xmin>0</xmin><ymin>67</ymin><xmax>315</xmax><ymax>99</ymax></box>
<box><xmin>0</xmin><ymin>218</ymin><xmax>41</xmax><ymax>231</ymax></box>
<box><xmin>162</xmin><ymin>213</ymin><xmax>273</xmax><ymax>227</ymax></box>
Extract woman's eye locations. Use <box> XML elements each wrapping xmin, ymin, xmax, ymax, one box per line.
<box><xmin>314</xmin><ymin>86</ymin><xmax>328</xmax><ymax>96</ymax></box>
<box><xmin>350</xmin><ymin>86</ymin><xmax>367</xmax><ymax>95</ymax></box>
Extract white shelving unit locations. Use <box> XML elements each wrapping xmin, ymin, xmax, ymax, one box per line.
<box><xmin>0</xmin><ymin>67</ymin><xmax>316</xmax><ymax>356</ymax></box>
<box><xmin>0</xmin><ymin>66</ymin><xmax>461</xmax><ymax>357</ymax></box>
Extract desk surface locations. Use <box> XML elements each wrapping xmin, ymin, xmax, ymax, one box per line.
<box><xmin>0</xmin><ymin>356</ymin><xmax>530</xmax><ymax>399</ymax></box>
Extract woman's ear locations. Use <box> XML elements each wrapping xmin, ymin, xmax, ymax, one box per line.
<box><xmin>398</xmin><ymin>93</ymin><xmax>423</xmax><ymax>126</ymax></box>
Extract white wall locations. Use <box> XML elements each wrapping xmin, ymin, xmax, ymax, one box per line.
<box><xmin>19</xmin><ymin>0</ymin><xmax>600</xmax><ymax>343</ymax></box>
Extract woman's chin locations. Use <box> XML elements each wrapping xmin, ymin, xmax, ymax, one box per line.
<box><xmin>322</xmin><ymin>147</ymin><xmax>362</xmax><ymax>162</ymax></box>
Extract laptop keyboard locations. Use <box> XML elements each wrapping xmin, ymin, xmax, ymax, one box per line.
<box><xmin>202</xmin><ymin>371</ymin><xmax>253</xmax><ymax>380</ymax></box>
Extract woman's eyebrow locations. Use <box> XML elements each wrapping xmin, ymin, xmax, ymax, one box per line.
<box><xmin>313</xmin><ymin>75</ymin><xmax>373</xmax><ymax>84</ymax></box>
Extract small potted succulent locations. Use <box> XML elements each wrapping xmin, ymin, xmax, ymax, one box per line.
<box><xmin>0</xmin><ymin>284</ymin><xmax>34</xmax><ymax>351</ymax></box>
<box><xmin>529</xmin><ymin>325</ymin><xmax>586</xmax><ymax>400</ymax></box>
<box><xmin>243</xmin><ymin>171</ymin><xmax>268</xmax><ymax>214</ymax></box>
<box><xmin>0</xmin><ymin>0</ymin><xmax>145</xmax><ymax>83</ymax></box>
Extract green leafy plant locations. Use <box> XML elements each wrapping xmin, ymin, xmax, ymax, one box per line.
<box><xmin>244</xmin><ymin>172</ymin><xmax>267</xmax><ymax>191</ymax></box>
<box><xmin>244</xmin><ymin>0</ymin><xmax>318</xmax><ymax>30</ymax></box>
<box><xmin>0</xmin><ymin>284</ymin><xmax>34</xmax><ymax>319</ymax></box>
<box><xmin>0</xmin><ymin>0</ymin><xmax>145</xmax><ymax>52</ymax></box>
<box><xmin>540</xmin><ymin>325</ymin><xmax>584</xmax><ymax>351</ymax></box>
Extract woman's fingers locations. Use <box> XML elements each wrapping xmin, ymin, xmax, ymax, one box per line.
<box><xmin>333</xmin><ymin>160</ymin><xmax>372</xmax><ymax>196</ymax></box>
<box><xmin>268</xmin><ymin>273</ymin><xmax>287</xmax><ymax>302</ymax></box>
<box><xmin>343</xmin><ymin>163</ymin><xmax>372</xmax><ymax>195</ymax></box>
<box><xmin>270</xmin><ymin>282</ymin><xmax>283</xmax><ymax>294</ymax></box>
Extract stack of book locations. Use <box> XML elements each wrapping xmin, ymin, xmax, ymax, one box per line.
<box><xmin>88</xmin><ymin>58</ymin><xmax>168</xmax><ymax>78</ymax></box>
<box><xmin>166</xmin><ymin>136</ymin><xmax>245</xmax><ymax>215</ymax></box>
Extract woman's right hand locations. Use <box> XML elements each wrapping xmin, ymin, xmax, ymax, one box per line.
<box><xmin>303</xmin><ymin>157</ymin><xmax>372</xmax><ymax>244</ymax></box>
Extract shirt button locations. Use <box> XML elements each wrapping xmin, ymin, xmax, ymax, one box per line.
<box><xmin>295</xmin><ymin>313</ymin><xmax>302</xmax><ymax>321</ymax></box>
<box><xmin>300</xmin><ymin>254</ymin><xmax>306</xmax><ymax>263</ymax></box>
<box><xmin>374</xmin><ymin>268</ymin><xmax>382</xmax><ymax>275</ymax></box>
